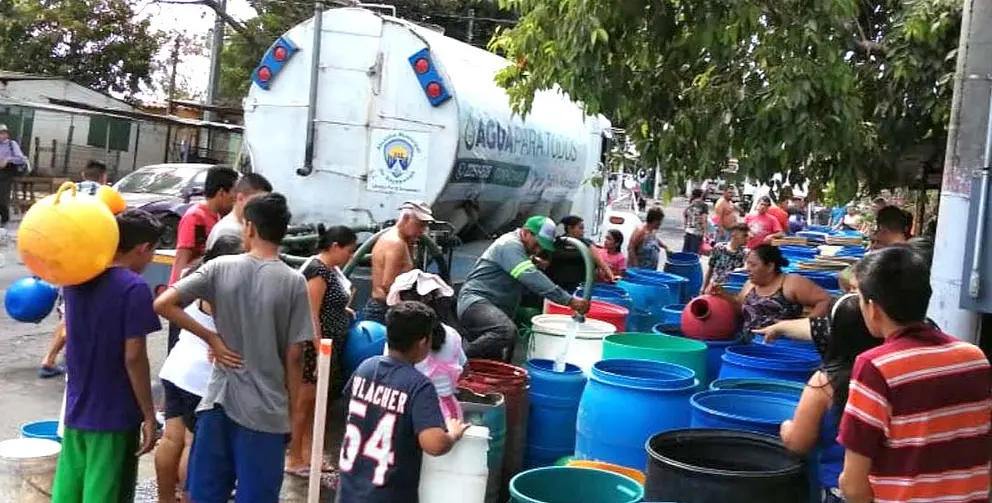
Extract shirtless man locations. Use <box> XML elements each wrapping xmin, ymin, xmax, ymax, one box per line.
<box><xmin>363</xmin><ymin>201</ymin><xmax>433</xmax><ymax>323</ymax></box>
<box><xmin>713</xmin><ymin>187</ymin><xmax>738</xmax><ymax>242</ymax></box>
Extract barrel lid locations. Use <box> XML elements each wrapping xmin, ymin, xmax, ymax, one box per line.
<box><xmin>530</xmin><ymin>315</ymin><xmax>616</xmax><ymax>339</ymax></box>
<box><xmin>0</xmin><ymin>438</ymin><xmax>61</xmax><ymax>459</ymax></box>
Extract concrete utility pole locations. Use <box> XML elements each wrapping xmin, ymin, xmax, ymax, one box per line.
<box><xmin>203</xmin><ymin>0</ymin><xmax>227</xmax><ymax>151</ymax></box>
<box><xmin>163</xmin><ymin>36</ymin><xmax>181</xmax><ymax>162</ymax></box>
<box><xmin>927</xmin><ymin>0</ymin><xmax>992</xmax><ymax>341</ymax></box>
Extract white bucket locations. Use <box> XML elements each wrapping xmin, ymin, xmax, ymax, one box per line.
<box><xmin>0</xmin><ymin>438</ymin><xmax>61</xmax><ymax>503</ymax></box>
<box><xmin>528</xmin><ymin>314</ymin><xmax>617</xmax><ymax>373</ymax></box>
<box><xmin>419</xmin><ymin>425</ymin><xmax>489</xmax><ymax>503</ymax></box>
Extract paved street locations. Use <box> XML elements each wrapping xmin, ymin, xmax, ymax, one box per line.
<box><xmin>0</xmin><ymin>198</ymin><xmax>688</xmax><ymax>502</ymax></box>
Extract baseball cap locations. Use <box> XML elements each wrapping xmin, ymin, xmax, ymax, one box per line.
<box><xmin>399</xmin><ymin>200</ymin><xmax>435</xmax><ymax>222</ymax></box>
<box><xmin>0</xmin><ymin>124</ymin><xmax>7</xmax><ymax>132</ymax></box>
<box><xmin>523</xmin><ymin>215</ymin><xmax>557</xmax><ymax>252</ymax></box>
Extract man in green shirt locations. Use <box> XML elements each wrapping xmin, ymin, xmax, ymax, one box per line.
<box><xmin>458</xmin><ymin>216</ymin><xmax>589</xmax><ymax>361</ymax></box>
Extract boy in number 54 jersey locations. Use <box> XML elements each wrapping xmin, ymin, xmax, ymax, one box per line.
<box><xmin>336</xmin><ymin>301</ymin><xmax>468</xmax><ymax>503</ymax></box>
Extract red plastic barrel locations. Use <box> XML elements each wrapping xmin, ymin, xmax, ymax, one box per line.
<box><xmin>544</xmin><ymin>299</ymin><xmax>629</xmax><ymax>333</ymax></box>
<box><xmin>459</xmin><ymin>359</ymin><xmax>530</xmax><ymax>502</ymax></box>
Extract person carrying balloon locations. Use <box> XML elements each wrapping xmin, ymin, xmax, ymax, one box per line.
<box><xmin>50</xmin><ymin>209</ymin><xmax>166</xmax><ymax>503</ymax></box>
<box><xmin>154</xmin><ymin>193</ymin><xmax>314</xmax><ymax>503</ymax></box>
<box><xmin>40</xmin><ymin>160</ymin><xmax>115</xmax><ymax>379</ymax></box>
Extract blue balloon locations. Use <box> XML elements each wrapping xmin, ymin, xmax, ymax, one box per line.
<box><xmin>5</xmin><ymin>277</ymin><xmax>59</xmax><ymax>323</ymax></box>
<box><xmin>343</xmin><ymin>320</ymin><xmax>388</xmax><ymax>378</ymax></box>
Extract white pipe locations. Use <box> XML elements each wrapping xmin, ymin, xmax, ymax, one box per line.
<box><xmin>307</xmin><ymin>339</ymin><xmax>333</xmax><ymax>502</ymax></box>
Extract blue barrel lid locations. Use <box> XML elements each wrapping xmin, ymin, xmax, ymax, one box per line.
<box><xmin>724</xmin><ymin>344</ymin><xmax>821</xmax><ymax>369</ymax></box>
<box><xmin>591</xmin><ymin>358</ymin><xmax>698</xmax><ymax>391</ymax></box>
<box><xmin>690</xmin><ymin>389</ymin><xmax>800</xmax><ymax>426</ymax></box>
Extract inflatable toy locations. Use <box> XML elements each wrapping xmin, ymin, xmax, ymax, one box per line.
<box><xmin>5</xmin><ymin>276</ymin><xmax>59</xmax><ymax>323</ymax></box>
<box><xmin>96</xmin><ymin>185</ymin><xmax>127</xmax><ymax>215</ymax></box>
<box><xmin>18</xmin><ymin>182</ymin><xmax>119</xmax><ymax>286</ymax></box>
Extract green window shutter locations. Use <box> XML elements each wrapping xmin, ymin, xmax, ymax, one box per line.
<box><xmin>87</xmin><ymin>115</ymin><xmax>108</xmax><ymax>148</ymax></box>
<box><xmin>108</xmin><ymin>119</ymin><xmax>131</xmax><ymax>152</ymax></box>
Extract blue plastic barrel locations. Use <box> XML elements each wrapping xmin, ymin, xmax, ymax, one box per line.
<box><xmin>663</xmin><ymin>253</ymin><xmax>703</xmax><ymax>302</ymax></box>
<box><xmin>623</xmin><ymin>269</ymin><xmax>687</xmax><ymax>305</ymax></box>
<box><xmin>577</xmin><ymin>285</ymin><xmax>635</xmax><ymax>313</ymax></box>
<box><xmin>616</xmin><ymin>279</ymin><xmax>673</xmax><ymax>327</ymax></box>
<box><xmin>795</xmin><ymin>271</ymin><xmax>840</xmax><ymax>291</ymax></box>
<box><xmin>659</xmin><ymin>304</ymin><xmax>684</xmax><ymax>327</ymax></box>
<box><xmin>343</xmin><ymin>321</ymin><xmax>388</xmax><ymax>378</ymax></box>
<box><xmin>752</xmin><ymin>336</ymin><xmax>821</xmax><ymax>362</ymax></box>
<box><xmin>721</xmin><ymin>283</ymin><xmax>743</xmax><ymax>297</ymax></box>
<box><xmin>576</xmin><ymin>359</ymin><xmax>698</xmax><ymax>471</ymax></box>
<box><xmin>778</xmin><ymin>245</ymin><xmax>818</xmax><ymax>260</ymax></box>
<box><xmin>510</xmin><ymin>466</ymin><xmax>644</xmax><ymax>503</ymax></box>
<box><xmin>690</xmin><ymin>389</ymin><xmax>800</xmax><ymax>436</ymax></box>
<box><xmin>525</xmin><ymin>359</ymin><xmax>587</xmax><ymax>469</ymax></box>
<box><xmin>709</xmin><ymin>377</ymin><xmax>806</xmax><ymax>399</ymax></box>
<box><xmin>719</xmin><ymin>344</ymin><xmax>820</xmax><ymax>383</ymax></box>
<box><xmin>653</xmin><ymin>324</ymin><xmax>740</xmax><ymax>386</ymax></box>
<box><xmin>726</xmin><ymin>271</ymin><xmax>749</xmax><ymax>285</ymax></box>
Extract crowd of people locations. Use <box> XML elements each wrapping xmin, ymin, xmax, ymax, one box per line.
<box><xmin>41</xmin><ymin>163</ymin><xmax>990</xmax><ymax>503</ymax></box>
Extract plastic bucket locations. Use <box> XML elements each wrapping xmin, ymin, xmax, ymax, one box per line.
<box><xmin>709</xmin><ymin>378</ymin><xmax>806</xmax><ymax>399</ymax></box>
<box><xmin>19</xmin><ymin>421</ymin><xmax>60</xmax><ymax>443</ymax></box>
<box><xmin>545</xmin><ymin>299</ymin><xmax>629</xmax><ymax>334</ymax></box>
<box><xmin>602</xmin><ymin>333</ymin><xmax>708</xmax><ymax>384</ymax></box>
<box><xmin>510</xmin><ymin>466</ymin><xmax>644</xmax><ymax>503</ymax></box>
<box><xmin>653</xmin><ymin>324</ymin><xmax>740</xmax><ymax>386</ymax></box>
<box><xmin>690</xmin><ymin>389</ymin><xmax>800</xmax><ymax>436</ymax></box>
<box><xmin>567</xmin><ymin>460</ymin><xmax>646</xmax><ymax>485</ymax></box>
<box><xmin>529</xmin><ymin>314</ymin><xmax>617</xmax><ymax>373</ymax></box>
<box><xmin>576</xmin><ymin>359</ymin><xmax>697</xmax><ymax>471</ymax></box>
<box><xmin>458</xmin><ymin>389</ymin><xmax>507</xmax><ymax>503</ymax></box>
<box><xmin>419</xmin><ymin>425</ymin><xmax>490</xmax><ymax>503</ymax></box>
<box><xmin>459</xmin><ymin>361</ymin><xmax>530</xmax><ymax>503</ymax></box>
<box><xmin>663</xmin><ymin>252</ymin><xmax>703</xmax><ymax>301</ymax></box>
<box><xmin>719</xmin><ymin>344</ymin><xmax>820</xmax><ymax>383</ymax></box>
<box><xmin>525</xmin><ymin>359</ymin><xmax>586</xmax><ymax>469</ymax></box>
<box><xmin>644</xmin><ymin>429</ymin><xmax>808</xmax><ymax>502</ymax></box>
<box><xmin>0</xmin><ymin>438</ymin><xmax>61</xmax><ymax>503</ymax></box>
<box><xmin>659</xmin><ymin>304</ymin><xmax>684</xmax><ymax>327</ymax></box>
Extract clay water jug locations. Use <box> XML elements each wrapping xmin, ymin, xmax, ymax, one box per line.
<box><xmin>680</xmin><ymin>295</ymin><xmax>738</xmax><ymax>340</ymax></box>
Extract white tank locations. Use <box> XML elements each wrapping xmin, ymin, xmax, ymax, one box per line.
<box><xmin>419</xmin><ymin>425</ymin><xmax>489</xmax><ymax>503</ymax></box>
<box><xmin>243</xmin><ymin>7</ymin><xmax>610</xmax><ymax>235</ymax></box>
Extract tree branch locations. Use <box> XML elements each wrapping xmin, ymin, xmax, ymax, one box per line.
<box><xmin>152</xmin><ymin>0</ymin><xmax>262</xmax><ymax>47</ymax></box>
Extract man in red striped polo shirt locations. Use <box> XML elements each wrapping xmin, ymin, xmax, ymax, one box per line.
<box><xmin>839</xmin><ymin>246</ymin><xmax>992</xmax><ymax>503</ymax></box>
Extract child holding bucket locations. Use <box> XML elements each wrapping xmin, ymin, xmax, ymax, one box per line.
<box><xmin>51</xmin><ymin>209</ymin><xmax>164</xmax><ymax>503</ymax></box>
<box><xmin>383</xmin><ymin>269</ymin><xmax>468</xmax><ymax>421</ymax></box>
<box><xmin>755</xmin><ymin>294</ymin><xmax>880</xmax><ymax>502</ymax></box>
<box><xmin>338</xmin><ymin>301</ymin><xmax>467</xmax><ymax>502</ymax></box>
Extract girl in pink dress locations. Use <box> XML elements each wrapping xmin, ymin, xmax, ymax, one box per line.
<box><xmin>596</xmin><ymin>229</ymin><xmax>627</xmax><ymax>278</ymax></box>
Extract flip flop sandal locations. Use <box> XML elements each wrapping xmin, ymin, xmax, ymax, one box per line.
<box><xmin>284</xmin><ymin>465</ymin><xmax>310</xmax><ymax>479</ymax></box>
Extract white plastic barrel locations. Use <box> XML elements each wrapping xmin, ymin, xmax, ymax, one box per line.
<box><xmin>0</xmin><ymin>438</ymin><xmax>61</xmax><ymax>503</ymax></box>
<box><xmin>528</xmin><ymin>314</ymin><xmax>617</xmax><ymax>373</ymax></box>
<box><xmin>419</xmin><ymin>425</ymin><xmax>489</xmax><ymax>503</ymax></box>
<box><xmin>57</xmin><ymin>375</ymin><xmax>66</xmax><ymax>439</ymax></box>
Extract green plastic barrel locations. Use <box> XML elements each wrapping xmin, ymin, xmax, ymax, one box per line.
<box><xmin>510</xmin><ymin>466</ymin><xmax>644</xmax><ymax>503</ymax></box>
<box><xmin>602</xmin><ymin>333</ymin><xmax>708</xmax><ymax>384</ymax></box>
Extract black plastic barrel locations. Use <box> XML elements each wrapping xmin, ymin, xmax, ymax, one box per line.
<box><xmin>644</xmin><ymin>429</ymin><xmax>809</xmax><ymax>503</ymax></box>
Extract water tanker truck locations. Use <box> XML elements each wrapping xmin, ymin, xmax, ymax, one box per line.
<box><xmin>145</xmin><ymin>6</ymin><xmax>613</xmax><ymax>296</ymax></box>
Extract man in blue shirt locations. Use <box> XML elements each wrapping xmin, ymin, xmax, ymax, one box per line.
<box><xmin>0</xmin><ymin>123</ymin><xmax>27</xmax><ymax>226</ymax></box>
<box><xmin>337</xmin><ymin>301</ymin><xmax>467</xmax><ymax>503</ymax></box>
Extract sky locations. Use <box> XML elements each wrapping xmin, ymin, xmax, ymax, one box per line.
<box><xmin>135</xmin><ymin>0</ymin><xmax>259</xmax><ymax>101</ymax></box>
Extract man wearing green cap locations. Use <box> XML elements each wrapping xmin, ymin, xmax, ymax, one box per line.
<box><xmin>457</xmin><ymin>215</ymin><xmax>590</xmax><ymax>361</ymax></box>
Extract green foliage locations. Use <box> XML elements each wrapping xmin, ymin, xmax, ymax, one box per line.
<box><xmin>215</xmin><ymin>0</ymin><xmax>515</xmax><ymax>104</ymax></box>
<box><xmin>0</xmin><ymin>0</ymin><xmax>161</xmax><ymax>97</ymax></box>
<box><xmin>491</xmin><ymin>0</ymin><xmax>960</xmax><ymax>195</ymax></box>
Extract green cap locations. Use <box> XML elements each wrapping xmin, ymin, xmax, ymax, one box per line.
<box><xmin>523</xmin><ymin>215</ymin><xmax>557</xmax><ymax>252</ymax></box>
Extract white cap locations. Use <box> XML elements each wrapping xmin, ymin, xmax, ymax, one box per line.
<box><xmin>399</xmin><ymin>200</ymin><xmax>435</xmax><ymax>222</ymax></box>
<box><xmin>386</xmin><ymin>269</ymin><xmax>454</xmax><ymax>306</ymax></box>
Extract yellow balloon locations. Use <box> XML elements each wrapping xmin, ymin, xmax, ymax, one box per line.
<box><xmin>18</xmin><ymin>182</ymin><xmax>119</xmax><ymax>286</ymax></box>
<box><xmin>96</xmin><ymin>185</ymin><xmax>127</xmax><ymax>215</ymax></box>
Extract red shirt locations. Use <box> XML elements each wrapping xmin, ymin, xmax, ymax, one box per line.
<box><xmin>839</xmin><ymin>324</ymin><xmax>991</xmax><ymax>503</ymax></box>
<box><xmin>767</xmin><ymin>205</ymin><xmax>789</xmax><ymax>231</ymax></box>
<box><xmin>168</xmin><ymin>203</ymin><xmax>220</xmax><ymax>285</ymax></box>
<box><xmin>744</xmin><ymin>212</ymin><xmax>782</xmax><ymax>249</ymax></box>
